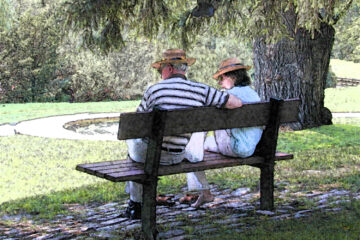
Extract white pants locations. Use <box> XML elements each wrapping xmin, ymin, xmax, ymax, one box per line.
<box><xmin>204</xmin><ymin>130</ymin><xmax>238</xmax><ymax>157</ymax></box>
<box><xmin>125</xmin><ymin>132</ymin><xmax>210</xmax><ymax>203</ymax></box>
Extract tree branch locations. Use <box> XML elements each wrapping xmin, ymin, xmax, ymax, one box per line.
<box><xmin>333</xmin><ymin>0</ymin><xmax>353</xmax><ymax>24</ymax></box>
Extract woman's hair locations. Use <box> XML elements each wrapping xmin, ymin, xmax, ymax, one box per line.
<box><xmin>224</xmin><ymin>68</ymin><xmax>251</xmax><ymax>86</ymax></box>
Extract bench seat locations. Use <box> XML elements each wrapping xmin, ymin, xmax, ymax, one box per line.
<box><xmin>76</xmin><ymin>151</ymin><xmax>293</xmax><ymax>182</ymax></box>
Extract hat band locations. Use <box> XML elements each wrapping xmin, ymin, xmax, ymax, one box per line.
<box><xmin>220</xmin><ymin>63</ymin><xmax>245</xmax><ymax>70</ymax></box>
<box><xmin>162</xmin><ymin>57</ymin><xmax>185</xmax><ymax>61</ymax></box>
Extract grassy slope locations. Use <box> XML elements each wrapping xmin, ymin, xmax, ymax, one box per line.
<box><xmin>330</xmin><ymin>59</ymin><xmax>360</xmax><ymax>79</ymax></box>
<box><xmin>326</xmin><ymin>59</ymin><xmax>360</xmax><ymax>112</ymax></box>
<box><xmin>325</xmin><ymin>85</ymin><xmax>360</xmax><ymax>112</ymax></box>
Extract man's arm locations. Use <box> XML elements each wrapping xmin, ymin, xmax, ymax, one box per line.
<box><xmin>225</xmin><ymin>94</ymin><xmax>243</xmax><ymax>109</ymax></box>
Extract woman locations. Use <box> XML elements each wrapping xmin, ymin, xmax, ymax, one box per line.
<box><xmin>186</xmin><ymin>57</ymin><xmax>263</xmax><ymax>208</ymax></box>
<box><xmin>204</xmin><ymin>57</ymin><xmax>263</xmax><ymax>158</ymax></box>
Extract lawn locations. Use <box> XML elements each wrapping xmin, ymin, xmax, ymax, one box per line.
<box><xmin>330</xmin><ymin>59</ymin><xmax>360</xmax><ymax>79</ymax></box>
<box><xmin>0</xmin><ymin>82</ymin><xmax>360</xmax><ymax>238</ymax></box>
<box><xmin>0</xmin><ymin>100</ymin><xmax>140</xmax><ymax>124</ymax></box>
<box><xmin>325</xmin><ymin>85</ymin><xmax>360</xmax><ymax>112</ymax></box>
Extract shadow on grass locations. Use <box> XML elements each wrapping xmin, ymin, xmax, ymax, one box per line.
<box><xmin>0</xmin><ymin>182</ymin><xmax>128</xmax><ymax>219</ymax></box>
<box><xmin>215</xmin><ymin>200</ymin><xmax>360</xmax><ymax>240</ymax></box>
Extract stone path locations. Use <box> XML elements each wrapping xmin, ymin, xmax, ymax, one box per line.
<box><xmin>1</xmin><ymin>184</ymin><xmax>359</xmax><ymax>240</ymax></box>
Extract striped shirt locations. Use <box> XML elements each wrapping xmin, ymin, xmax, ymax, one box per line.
<box><xmin>137</xmin><ymin>74</ymin><xmax>229</xmax><ymax>151</ymax></box>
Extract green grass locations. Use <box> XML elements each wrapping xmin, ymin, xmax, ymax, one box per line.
<box><xmin>210</xmin><ymin>201</ymin><xmax>360</xmax><ymax>240</ymax></box>
<box><xmin>325</xmin><ymin>86</ymin><xmax>360</xmax><ymax>112</ymax></box>
<box><xmin>1</xmin><ymin>122</ymin><xmax>359</xmax><ymax>217</ymax></box>
<box><xmin>330</xmin><ymin>59</ymin><xmax>360</xmax><ymax>79</ymax></box>
<box><xmin>0</xmin><ymin>100</ymin><xmax>139</xmax><ymax>124</ymax></box>
<box><xmin>0</xmin><ymin>135</ymin><xmax>128</xmax><ymax>204</ymax></box>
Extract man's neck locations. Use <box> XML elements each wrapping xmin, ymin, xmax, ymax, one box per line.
<box><xmin>165</xmin><ymin>73</ymin><xmax>187</xmax><ymax>80</ymax></box>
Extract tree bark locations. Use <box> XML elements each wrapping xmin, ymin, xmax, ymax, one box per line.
<box><xmin>253</xmin><ymin>8</ymin><xmax>335</xmax><ymax>129</ymax></box>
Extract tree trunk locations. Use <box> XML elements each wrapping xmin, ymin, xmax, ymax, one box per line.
<box><xmin>253</xmin><ymin>9</ymin><xmax>335</xmax><ymax>130</ymax></box>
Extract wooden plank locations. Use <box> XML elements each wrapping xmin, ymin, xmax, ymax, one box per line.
<box><xmin>141</xmin><ymin>107</ymin><xmax>167</xmax><ymax>239</ymax></box>
<box><xmin>118</xmin><ymin>99</ymin><xmax>300</xmax><ymax>140</ymax></box>
<box><xmin>76</xmin><ymin>152</ymin><xmax>293</xmax><ymax>182</ymax></box>
<box><xmin>258</xmin><ymin>98</ymin><xmax>282</xmax><ymax>210</ymax></box>
<box><xmin>76</xmin><ymin>152</ymin><xmax>293</xmax><ymax>175</ymax></box>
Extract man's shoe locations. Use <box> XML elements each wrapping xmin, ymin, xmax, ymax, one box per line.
<box><xmin>125</xmin><ymin>200</ymin><xmax>141</xmax><ymax>220</ymax></box>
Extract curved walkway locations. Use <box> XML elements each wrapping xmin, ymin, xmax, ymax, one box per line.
<box><xmin>0</xmin><ymin>113</ymin><xmax>119</xmax><ymax>140</ymax></box>
<box><xmin>0</xmin><ymin>112</ymin><xmax>359</xmax><ymax>140</ymax></box>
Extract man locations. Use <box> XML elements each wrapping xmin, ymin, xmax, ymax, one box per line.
<box><xmin>125</xmin><ymin>49</ymin><xmax>243</xmax><ymax>219</ymax></box>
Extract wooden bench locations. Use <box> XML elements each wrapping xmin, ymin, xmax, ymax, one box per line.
<box><xmin>76</xmin><ymin>98</ymin><xmax>300</xmax><ymax>239</ymax></box>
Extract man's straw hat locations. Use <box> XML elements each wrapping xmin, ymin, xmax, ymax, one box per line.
<box><xmin>213</xmin><ymin>58</ymin><xmax>251</xmax><ymax>79</ymax></box>
<box><xmin>151</xmin><ymin>49</ymin><xmax>196</xmax><ymax>69</ymax></box>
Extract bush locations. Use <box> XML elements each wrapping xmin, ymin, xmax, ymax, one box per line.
<box><xmin>59</xmin><ymin>33</ymin><xmax>253</xmax><ymax>102</ymax></box>
<box><xmin>0</xmin><ymin>6</ymin><xmax>62</xmax><ymax>103</ymax></box>
<box><xmin>325</xmin><ymin>66</ymin><xmax>337</xmax><ymax>88</ymax></box>
<box><xmin>59</xmin><ymin>40</ymin><xmax>155</xmax><ymax>102</ymax></box>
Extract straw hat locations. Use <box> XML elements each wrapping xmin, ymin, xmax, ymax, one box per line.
<box><xmin>213</xmin><ymin>58</ymin><xmax>251</xmax><ymax>79</ymax></box>
<box><xmin>151</xmin><ymin>49</ymin><xmax>196</xmax><ymax>69</ymax></box>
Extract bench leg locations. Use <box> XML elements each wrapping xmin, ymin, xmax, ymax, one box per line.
<box><xmin>260</xmin><ymin>164</ymin><xmax>274</xmax><ymax>210</ymax></box>
<box><xmin>141</xmin><ymin>179</ymin><xmax>158</xmax><ymax>240</ymax></box>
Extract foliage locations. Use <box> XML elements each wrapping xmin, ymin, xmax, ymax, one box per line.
<box><xmin>58</xmin><ymin>39</ymin><xmax>156</xmax><ymax>102</ymax></box>
<box><xmin>0</xmin><ymin>0</ymin><xmax>16</xmax><ymax>31</ymax></box>
<box><xmin>332</xmin><ymin>0</ymin><xmax>360</xmax><ymax>62</ymax></box>
<box><xmin>52</xmin><ymin>31</ymin><xmax>253</xmax><ymax>102</ymax></box>
<box><xmin>0</xmin><ymin>6</ymin><xmax>62</xmax><ymax>103</ymax></box>
<box><xmin>61</xmin><ymin>0</ymin><xmax>169</xmax><ymax>53</ymax></box>
<box><xmin>62</xmin><ymin>0</ymin><xmax>355</xmax><ymax>51</ymax></box>
<box><xmin>325</xmin><ymin>66</ymin><xmax>337</xmax><ymax>88</ymax></box>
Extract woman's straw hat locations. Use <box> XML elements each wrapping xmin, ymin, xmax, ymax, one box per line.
<box><xmin>213</xmin><ymin>57</ymin><xmax>251</xmax><ymax>79</ymax></box>
<box><xmin>151</xmin><ymin>49</ymin><xmax>196</xmax><ymax>69</ymax></box>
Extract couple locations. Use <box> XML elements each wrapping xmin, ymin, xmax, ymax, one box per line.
<box><xmin>125</xmin><ymin>49</ymin><xmax>263</xmax><ymax>219</ymax></box>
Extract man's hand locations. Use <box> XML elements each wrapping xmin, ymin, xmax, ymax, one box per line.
<box><xmin>225</xmin><ymin>94</ymin><xmax>243</xmax><ymax>109</ymax></box>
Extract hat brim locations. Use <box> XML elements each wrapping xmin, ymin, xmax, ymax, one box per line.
<box><xmin>152</xmin><ymin>58</ymin><xmax>196</xmax><ymax>69</ymax></box>
<box><xmin>213</xmin><ymin>65</ymin><xmax>251</xmax><ymax>79</ymax></box>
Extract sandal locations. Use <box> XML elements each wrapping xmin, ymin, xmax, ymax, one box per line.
<box><xmin>179</xmin><ymin>193</ymin><xmax>199</xmax><ymax>204</ymax></box>
<box><xmin>156</xmin><ymin>195</ymin><xmax>175</xmax><ymax>206</ymax></box>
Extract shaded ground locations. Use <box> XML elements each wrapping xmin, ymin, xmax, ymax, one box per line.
<box><xmin>1</xmin><ymin>183</ymin><xmax>359</xmax><ymax>240</ymax></box>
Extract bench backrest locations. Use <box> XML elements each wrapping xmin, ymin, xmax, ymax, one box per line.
<box><xmin>117</xmin><ymin>98</ymin><xmax>300</xmax><ymax>140</ymax></box>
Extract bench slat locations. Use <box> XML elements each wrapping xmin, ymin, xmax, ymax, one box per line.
<box><xmin>76</xmin><ymin>151</ymin><xmax>293</xmax><ymax>182</ymax></box>
<box><xmin>118</xmin><ymin>99</ymin><xmax>300</xmax><ymax>140</ymax></box>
